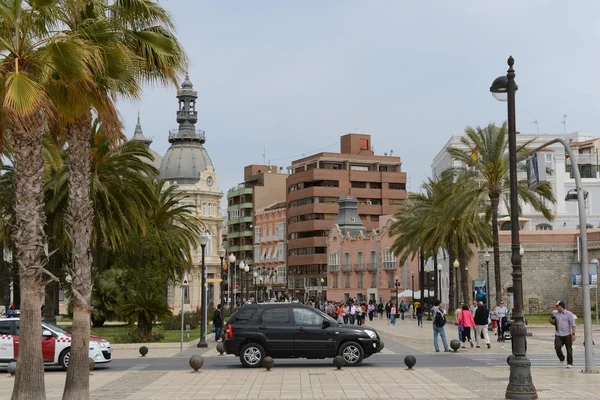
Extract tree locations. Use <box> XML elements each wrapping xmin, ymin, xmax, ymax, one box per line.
<box><xmin>0</xmin><ymin>1</ymin><xmax>100</xmax><ymax>393</ymax></box>
<box><xmin>446</xmin><ymin>123</ymin><xmax>555</xmax><ymax>305</ymax></box>
<box><xmin>120</xmin><ymin>292</ymin><xmax>172</xmax><ymax>335</ymax></box>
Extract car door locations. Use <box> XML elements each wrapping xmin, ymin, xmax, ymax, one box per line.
<box><xmin>256</xmin><ymin>306</ymin><xmax>294</xmax><ymax>357</ymax></box>
<box><xmin>0</xmin><ymin>320</ymin><xmax>15</xmax><ymax>362</ymax></box>
<box><xmin>292</xmin><ymin>307</ymin><xmax>335</xmax><ymax>357</ymax></box>
<box><xmin>14</xmin><ymin>321</ymin><xmax>55</xmax><ymax>362</ymax></box>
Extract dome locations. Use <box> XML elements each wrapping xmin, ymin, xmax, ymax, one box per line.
<box><xmin>159</xmin><ymin>141</ymin><xmax>213</xmax><ymax>184</ymax></box>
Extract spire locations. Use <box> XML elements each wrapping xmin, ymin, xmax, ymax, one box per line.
<box><xmin>170</xmin><ymin>73</ymin><xmax>205</xmax><ymax>144</ymax></box>
<box><xmin>131</xmin><ymin>111</ymin><xmax>152</xmax><ymax>146</ymax></box>
<box><xmin>334</xmin><ymin>196</ymin><xmax>367</xmax><ymax>237</ymax></box>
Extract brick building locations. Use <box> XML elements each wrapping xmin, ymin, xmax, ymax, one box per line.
<box><xmin>325</xmin><ymin>196</ymin><xmax>419</xmax><ymax>303</ymax></box>
<box><xmin>286</xmin><ymin>133</ymin><xmax>408</xmax><ymax>299</ymax></box>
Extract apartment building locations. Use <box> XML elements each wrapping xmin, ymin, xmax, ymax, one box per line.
<box><xmin>286</xmin><ymin>134</ymin><xmax>408</xmax><ymax>299</ymax></box>
<box><xmin>253</xmin><ymin>202</ymin><xmax>287</xmax><ymax>301</ymax></box>
<box><xmin>226</xmin><ymin>164</ymin><xmax>287</xmax><ymax>270</ymax></box>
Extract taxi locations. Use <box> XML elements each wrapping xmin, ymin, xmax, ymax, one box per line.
<box><xmin>0</xmin><ymin>317</ymin><xmax>112</xmax><ymax>370</ymax></box>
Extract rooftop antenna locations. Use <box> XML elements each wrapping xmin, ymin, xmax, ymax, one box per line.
<box><xmin>263</xmin><ymin>145</ymin><xmax>266</xmax><ymax>165</ymax></box>
<box><xmin>389</xmin><ymin>150</ymin><xmax>394</xmax><ymax>156</ymax></box>
<box><xmin>531</xmin><ymin>120</ymin><xmax>539</xmax><ymax>134</ymax></box>
<box><xmin>562</xmin><ymin>114</ymin><xmax>567</xmax><ymax>136</ymax></box>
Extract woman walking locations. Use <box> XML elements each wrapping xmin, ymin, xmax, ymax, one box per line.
<box><xmin>416</xmin><ymin>303</ymin><xmax>423</xmax><ymax>327</ymax></box>
<box><xmin>408</xmin><ymin>303</ymin><xmax>414</xmax><ymax>321</ymax></box>
<box><xmin>490</xmin><ymin>304</ymin><xmax>499</xmax><ymax>336</ymax></box>
<box><xmin>390</xmin><ymin>303</ymin><xmax>397</xmax><ymax>326</ymax></box>
<box><xmin>457</xmin><ymin>303</ymin><xmax>476</xmax><ymax>348</ymax></box>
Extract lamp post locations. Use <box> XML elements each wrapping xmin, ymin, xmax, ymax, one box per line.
<box><xmin>228</xmin><ymin>254</ymin><xmax>236</xmax><ymax>310</ymax></box>
<box><xmin>592</xmin><ymin>259</ymin><xmax>599</xmax><ymax>326</ymax></box>
<box><xmin>394</xmin><ymin>277</ymin><xmax>399</xmax><ymax>306</ymax></box>
<box><xmin>411</xmin><ymin>272</ymin><xmax>415</xmax><ymax>304</ymax></box>
<box><xmin>483</xmin><ymin>251</ymin><xmax>491</xmax><ymax>310</ymax></box>
<box><xmin>218</xmin><ymin>246</ymin><xmax>226</xmax><ymax>308</ymax></box>
<box><xmin>426</xmin><ymin>271</ymin><xmax>432</xmax><ymax>321</ymax></box>
<box><xmin>253</xmin><ymin>269</ymin><xmax>259</xmax><ymax>301</ymax></box>
<box><xmin>453</xmin><ymin>259</ymin><xmax>459</xmax><ymax>308</ymax></box>
<box><xmin>238</xmin><ymin>261</ymin><xmax>246</xmax><ymax>304</ymax></box>
<box><xmin>490</xmin><ymin>56</ymin><xmax>536</xmax><ymax>398</ymax></box>
<box><xmin>244</xmin><ymin>264</ymin><xmax>250</xmax><ymax>301</ymax></box>
<box><xmin>320</xmin><ymin>277</ymin><xmax>325</xmax><ymax>302</ymax></box>
<box><xmin>437</xmin><ymin>265</ymin><xmax>442</xmax><ymax>304</ymax></box>
<box><xmin>197</xmin><ymin>232</ymin><xmax>209</xmax><ymax>348</ymax></box>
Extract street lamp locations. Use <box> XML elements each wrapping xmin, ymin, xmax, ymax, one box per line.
<box><xmin>483</xmin><ymin>251</ymin><xmax>491</xmax><ymax>310</ymax></box>
<box><xmin>491</xmin><ymin>56</ymin><xmax>536</xmax><ymax>399</ymax></box>
<box><xmin>197</xmin><ymin>232</ymin><xmax>209</xmax><ymax>348</ymax></box>
<box><xmin>437</xmin><ymin>264</ymin><xmax>442</xmax><ymax>305</ymax></box>
<box><xmin>253</xmin><ymin>270</ymin><xmax>259</xmax><ymax>301</ymax></box>
<box><xmin>453</xmin><ymin>259</ymin><xmax>459</xmax><ymax>308</ymax></box>
<box><xmin>394</xmin><ymin>276</ymin><xmax>399</xmax><ymax>305</ymax></box>
<box><xmin>239</xmin><ymin>261</ymin><xmax>246</xmax><ymax>304</ymax></box>
<box><xmin>320</xmin><ymin>277</ymin><xmax>325</xmax><ymax>302</ymax></box>
<box><xmin>228</xmin><ymin>253</ymin><xmax>236</xmax><ymax>310</ymax></box>
<box><xmin>244</xmin><ymin>264</ymin><xmax>250</xmax><ymax>301</ymax></box>
<box><xmin>411</xmin><ymin>272</ymin><xmax>415</xmax><ymax>304</ymax></box>
<box><xmin>218</xmin><ymin>245</ymin><xmax>226</xmax><ymax>309</ymax></box>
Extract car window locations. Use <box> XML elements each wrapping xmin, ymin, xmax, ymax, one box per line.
<box><xmin>259</xmin><ymin>307</ymin><xmax>290</xmax><ymax>324</ymax></box>
<box><xmin>0</xmin><ymin>321</ymin><xmax>11</xmax><ymax>335</ymax></box>
<box><xmin>293</xmin><ymin>308</ymin><xmax>324</xmax><ymax>326</ymax></box>
<box><xmin>230</xmin><ymin>307</ymin><xmax>257</xmax><ymax>324</ymax></box>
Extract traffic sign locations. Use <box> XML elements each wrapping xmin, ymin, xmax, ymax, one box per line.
<box><xmin>182</xmin><ymin>270</ymin><xmax>189</xmax><ymax>286</ymax></box>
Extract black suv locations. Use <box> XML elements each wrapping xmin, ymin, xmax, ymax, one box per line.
<box><xmin>223</xmin><ymin>303</ymin><xmax>382</xmax><ymax>367</ymax></box>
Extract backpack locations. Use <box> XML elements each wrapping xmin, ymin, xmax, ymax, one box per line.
<box><xmin>434</xmin><ymin>308</ymin><xmax>447</xmax><ymax>327</ymax></box>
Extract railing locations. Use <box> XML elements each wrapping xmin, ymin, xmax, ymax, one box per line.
<box><xmin>367</xmin><ymin>263</ymin><xmax>378</xmax><ymax>272</ymax></box>
<box><xmin>382</xmin><ymin>262</ymin><xmax>396</xmax><ymax>270</ymax></box>
<box><xmin>176</xmin><ymin>110</ymin><xmax>198</xmax><ymax>120</ymax></box>
<box><xmin>168</xmin><ymin>129</ymin><xmax>205</xmax><ymax>141</ymax></box>
<box><xmin>353</xmin><ymin>263</ymin><xmax>364</xmax><ymax>272</ymax></box>
<box><xmin>341</xmin><ymin>264</ymin><xmax>352</xmax><ymax>272</ymax></box>
<box><xmin>328</xmin><ymin>265</ymin><xmax>340</xmax><ymax>272</ymax></box>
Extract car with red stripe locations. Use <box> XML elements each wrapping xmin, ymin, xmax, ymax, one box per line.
<box><xmin>0</xmin><ymin>318</ymin><xmax>112</xmax><ymax>370</ymax></box>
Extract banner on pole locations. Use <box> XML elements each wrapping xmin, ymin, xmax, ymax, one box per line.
<box><xmin>571</xmin><ymin>263</ymin><xmax>598</xmax><ymax>288</ymax></box>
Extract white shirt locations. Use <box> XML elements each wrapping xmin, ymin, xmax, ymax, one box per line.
<box><xmin>496</xmin><ymin>306</ymin><xmax>508</xmax><ymax>318</ymax></box>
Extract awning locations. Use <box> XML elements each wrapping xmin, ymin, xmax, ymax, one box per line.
<box><xmin>397</xmin><ymin>289</ymin><xmax>413</xmax><ymax>297</ymax></box>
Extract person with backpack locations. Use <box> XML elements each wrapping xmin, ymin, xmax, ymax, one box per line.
<box><xmin>399</xmin><ymin>301</ymin><xmax>407</xmax><ymax>321</ymax></box>
<box><xmin>431</xmin><ymin>299</ymin><xmax>450</xmax><ymax>352</ymax></box>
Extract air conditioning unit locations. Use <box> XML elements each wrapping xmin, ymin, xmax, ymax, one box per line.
<box><xmin>366</xmin><ymin>201</ymin><xmax>372</xmax><ymax>205</ymax></box>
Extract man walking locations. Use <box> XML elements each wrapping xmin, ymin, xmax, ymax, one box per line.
<box><xmin>474</xmin><ymin>301</ymin><xmax>491</xmax><ymax>349</ymax></box>
<box><xmin>431</xmin><ymin>300</ymin><xmax>450</xmax><ymax>352</ymax></box>
<box><xmin>550</xmin><ymin>300</ymin><xmax>576</xmax><ymax>368</ymax></box>
<box><xmin>212</xmin><ymin>304</ymin><xmax>224</xmax><ymax>342</ymax></box>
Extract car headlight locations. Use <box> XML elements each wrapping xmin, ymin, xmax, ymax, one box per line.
<box><xmin>364</xmin><ymin>329</ymin><xmax>377</xmax><ymax>339</ymax></box>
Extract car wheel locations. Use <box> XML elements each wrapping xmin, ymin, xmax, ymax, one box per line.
<box><xmin>239</xmin><ymin>343</ymin><xmax>265</xmax><ymax>368</ymax></box>
<box><xmin>59</xmin><ymin>348</ymin><xmax>70</xmax><ymax>371</ymax></box>
<box><xmin>339</xmin><ymin>341</ymin><xmax>364</xmax><ymax>366</ymax></box>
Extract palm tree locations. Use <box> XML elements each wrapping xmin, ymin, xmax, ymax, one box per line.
<box><xmin>120</xmin><ymin>292</ymin><xmax>173</xmax><ymax>335</ymax></box>
<box><xmin>446</xmin><ymin>123</ymin><xmax>555</xmax><ymax>305</ymax></box>
<box><xmin>0</xmin><ymin>0</ymin><xmax>100</xmax><ymax>389</ymax></box>
<box><xmin>390</xmin><ymin>174</ymin><xmax>493</xmax><ymax>308</ymax></box>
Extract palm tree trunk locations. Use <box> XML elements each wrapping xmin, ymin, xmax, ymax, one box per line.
<box><xmin>490</xmin><ymin>195</ymin><xmax>502</xmax><ymax>305</ymax></box>
<box><xmin>458</xmin><ymin>239</ymin><xmax>470</xmax><ymax>305</ymax></box>
<box><xmin>433</xmin><ymin>251</ymin><xmax>439</xmax><ymax>303</ymax></box>
<box><xmin>62</xmin><ymin>117</ymin><xmax>94</xmax><ymax>400</ymax></box>
<box><xmin>11</xmin><ymin>123</ymin><xmax>47</xmax><ymax>400</ymax></box>
<box><xmin>447</xmin><ymin>245</ymin><xmax>455</xmax><ymax>313</ymax></box>
<box><xmin>419</xmin><ymin>248</ymin><xmax>425</xmax><ymax>306</ymax></box>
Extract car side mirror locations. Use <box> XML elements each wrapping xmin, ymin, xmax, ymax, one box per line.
<box><xmin>321</xmin><ymin>320</ymin><xmax>331</xmax><ymax>329</ymax></box>
<box><xmin>42</xmin><ymin>330</ymin><xmax>53</xmax><ymax>337</ymax></box>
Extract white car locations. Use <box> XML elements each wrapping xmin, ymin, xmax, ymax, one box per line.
<box><xmin>0</xmin><ymin>318</ymin><xmax>112</xmax><ymax>370</ymax></box>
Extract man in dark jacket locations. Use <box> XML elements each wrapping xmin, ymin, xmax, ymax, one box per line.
<box><xmin>212</xmin><ymin>304</ymin><xmax>224</xmax><ymax>342</ymax></box>
<box><xmin>474</xmin><ymin>301</ymin><xmax>491</xmax><ymax>348</ymax></box>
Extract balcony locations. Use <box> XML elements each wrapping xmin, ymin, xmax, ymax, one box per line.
<box><xmin>226</xmin><ymin>230</ymin><xmax>253</xmax><ymax>239</ymax></box>
<box><xmin>367</xmin><ymin>263</ymin><xmax>378</xmax><ymax>272</ymax></box>
<box><xmin>341</xmin><ymin>264</ymin><xmax>352</xmax><ymax>272</ymax></box>
<box><xmin>566</xmin><ymin>153</ymin><xmax>597</xmax><ymax>165</ymax></box>
<box><xmin>382</xmin><ymin>262</ymin><xmax>396</xmax><ymax>270</ymax></box>
<box><xmin>228</xmin><ymin>244</ymin><xmax>254</xmax><ymax>252</ymax></box>
<box><xmin>353</xmin><ymin>263</ymin><xmax>364</xmax><ymax>272</ymax></box>
<box><xmin>328</xmin><ymin>265</ymin><xmax>340</xmax><ymax>273</ymax></box>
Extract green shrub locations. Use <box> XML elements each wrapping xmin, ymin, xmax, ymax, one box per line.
<box><xmin>162</xmin><ymin>310</ymin><xmax>200</xmax><ymax>331</ymax></box>
<box><xmin>114</xmin><ymin>329</ymin><xmax>165</xmax><ymax>344</ymax></box>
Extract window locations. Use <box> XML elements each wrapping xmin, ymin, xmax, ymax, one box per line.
<box><xmin>208</xmin><ymin>203</ymin><xmax>212</xmax><ymax>217</ymax></box>
<box><xmin>370</xmin><ymin>250</ymin><xmax>376</xmax><ymax>266</ymax></box>
<box><xmin>254</xmin><ymin>245</ymin><xmax>260</xmax><ymax>260</ymax></box>
<box><xmin>536</xmin><ymin>223</ymin><xmax>553</xmax><ymax>231</ymax></box>
<box><xmin>202</xmin><ymin>202</ymin><xmax>207</xmax><ymax>216</ymax></box>
<box><xmin>277</xmin><ymin>223</ymin><xmax>285</xmax><ymax>239</ymax></box>
<box><xmin>328</xmin><ymin>253</ymin><xmax>340</xmax><ymax>266</ymax></box>
<box><xmin>371</xmin><ymin>273</ymin><xmax>377</xmax><ymax>288</ymax></box>
<box><xmin>357</xmin><ymin>251</ymin><xmax>364</xmax><ymax>266</ymax></box>
<box><xmin>260</xmin><ymin>307</ymin><xmax>290</xmax><ymax>324</ymax></box>
<box><xmin>388</xmin><ymin>273</ymin><xmax>394</xmax><ymax>289</ymax></box>
<box><xmin>255</xmin><ymin>226</ymin><xmax>261</xmax><ymax>242</ymax></box>
<box><xmin>333</xmin><ymin>274</ymin><xmax>339</xmax><ymax>288</ymax></box>
<box><xmin>183</xmin><ymin>287</ymin><xmax>190</xmax><ymax>304</ymax></box>
<box><xmin>545</xmin><ymin>153</ymin><xmax>553</xmax><ymax>170</ymax></box>
<box><xmin>370</xmin><ymin>182</ymin><xmax>382</xmax><ymax>189</ymax></box>
<box><xmin>293</xmin><ymin>308</ymin><xmax>324</xmax><ymax>325</ymax></box>
<box><xmin>205</xmin><ymin>230</ymin><xmax>212</xmax><ymax>255</ymax></box>
<box><xmin>350</xmin><ymin>165</ymin><xmax>369</xmax><ymax>171</ymax></box>
<box><xmin>351</xmin><ymin>181</ymin><xmax>367</xmax><ymax>188</ymax></box>
<box><xmin>389</xmin><ymin>183</ymin><xmax>406</xmax><ymax>190</ymax></box>
<box><xmin>277</xmin><ymin>243</ymin><xmax>285</xmax><ymax>260</ymax></box>
<box><xmin>230</xmin><ymin>308</ymin><xmax>257</xmax><ymax>324</ymax></box>
<box><xmin>0</xmin><ymin>321</ymin><xmax>11</xmax><ymax>335</ymax></box>
<box><xmin>345</xmin><ymin>274</ymin><xmax>350</xmax><ymax>288</ymax></box>
<box><xmin>344</xmin><ymin>252</ymin><xmax>350</xmax><ymax>268</ymax></box>
<box><xmin>359</xmin><ymin>138</ymin><xmax>369</xmax><ymax>150</ymax></box>
<box><xmin>357</xmin><ymin>273</ymin><xmax>363</xmax><ymax>288</ymax></box>
<box><xmin>382</xmin><ymin>249</ymin><xmax>396</xmax><ymax>269</ymax></box>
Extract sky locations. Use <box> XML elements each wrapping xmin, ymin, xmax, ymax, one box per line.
<box><xmin>118</xmin><ymin>1</ymin><xmax>600</xmax><ymax>204</ymax></box>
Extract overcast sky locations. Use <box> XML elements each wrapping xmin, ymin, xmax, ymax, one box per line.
<box><xmin>118</xmin><ymin>1</ymin><xmax>600</xmax><ymax>204</ymax></box>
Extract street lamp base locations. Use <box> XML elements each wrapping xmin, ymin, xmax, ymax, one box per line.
<box><xmin>506</xmin><ymin>355</ymin><xmax>537</xmax><ymax>399</ymax></box>
<box><xmin>196</xmin><ymin>341</ymin><xmax>208</xmax><ymax>348</ymax></box>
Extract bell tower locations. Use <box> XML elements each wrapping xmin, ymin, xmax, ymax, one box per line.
<box><xmin>172</xmin><ymin>73</ymin><xmax>205</xmax><ymax>143</ymax></box>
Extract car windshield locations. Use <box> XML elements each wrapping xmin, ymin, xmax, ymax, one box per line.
<box><xmin>43</xmin><ymin>322</ymin><xmax>69</xmax><ymax>335</ymax></box>
<box><xmin>313</xmin><ymin>307</ymin><xmax>338</xmax><ymax>325</ymax></box>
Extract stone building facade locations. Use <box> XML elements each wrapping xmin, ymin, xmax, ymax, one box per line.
<box><xmin>326</xmin><ymin>196</ymin><xmax>419</xmax><ymax>303</ymax></box>
<box><xmin>475</xmin><ymin>229</ymin><xmax>600</xmax><ymax>314</ymax></box>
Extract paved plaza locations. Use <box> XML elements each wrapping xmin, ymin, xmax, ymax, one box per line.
<box><xmin>3</xmin><ymin>318</ymin><xmax>600</xmax><ymax>399</ymax></box>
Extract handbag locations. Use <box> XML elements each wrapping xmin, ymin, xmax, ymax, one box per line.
<box><xmin>210</xmin><ymin>324</ymin><xmax>215</xmax><ymax>333</ymax></box>
<box><xmin>458</xmin><ymin>311</ymin><xmax>465</xmax><ymax>332</ymax></box>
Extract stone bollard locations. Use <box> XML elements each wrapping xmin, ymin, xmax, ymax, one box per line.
<box><xmin>89</xmin><ymin>358</ymin><xmax>95</xmax><ymax>373</ymax></box>
<box><xmin>189</xmin><ymin>355</ymin><xmax>203</xmax><ymax>372</ymax></box>
<box><xmin>450</xmin><ymin>339</ymin><xmax>461</xmax><ymax>352</ymax></box>
<box><xmin>7</xmin><ymin>361</ymin><xmax>16</xmax><ymax>376</ymax></box>
<box><xmin>333</xmin><ymin>355</ymin><xmax>345</xmax><ymax>370</ymax></box>
<box><xmin>263</xmin><ymin>356</ymin><xmax>274</xmax><ymax>372</ymax></box>
<box><xmin>216</xmin><ymin>342</ymin><xmax>225</xmax><ymax>355</ymax></box>
<box><xmin>404</xmin><ymin>355</ymin><xmax>416</xmax><ymax>369</ymax></box>
<box><xmin>139</xmin><ymin>346</ymin><xmax>148</xmax><ymax>357</ymax></box>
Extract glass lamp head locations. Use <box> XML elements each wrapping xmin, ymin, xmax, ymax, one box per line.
<box><xmin>228</xmin><ymin>254</ymin><xmax>236</xmax><ymax>263</ymax></box>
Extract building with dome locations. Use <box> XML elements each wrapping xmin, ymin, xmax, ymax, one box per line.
<box><xmin>131</xmin><ymin>74</ymin><xmax>224</xmax><ymax>314</ymax></box>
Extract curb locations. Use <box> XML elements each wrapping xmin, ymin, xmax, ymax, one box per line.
<box><xmin>110</xmin><ymin>333</ymin><xmax>214</xmax><ymax>350</ymax></box>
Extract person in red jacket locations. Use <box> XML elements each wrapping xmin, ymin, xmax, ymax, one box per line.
<box><xmin>457</xmin><ymin>303</ymin><xmax>476</xmax><ymax>348</ymax></box>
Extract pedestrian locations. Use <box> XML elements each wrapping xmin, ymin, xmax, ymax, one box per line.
<box><xmin>390</xmin><ymin>303</ymin><xmax>397</xmax><ymax>326</ymax></box>
<box><xmin>474</xmin><ymin>301</ymin><xmax>491</xmax><ymax>349</ymax></box>
<box><xmin>416</xmin><ymin>302</ymin><xmax>423</xmax><ymax>327</ymax></box>
<box><xmin>470</xmin><ymin>301</ymin><xmax>477</xmax><ymax>316</ymax></box>
<box><xmin>385</xmin><ymin>301</ymin><xmax>391</xmax><ymax>322</ymax></box>
<box><xmin>490</xmin><ymin>304</ymin><xmax>499</xmax><ymax>336</ymax></box>
<box><xmin>399</xmin><ymin>301</ymin><xmax>406</xmax><ymax>321</ymax></box>
<box><xmin>457</xmin><ymin>303</ymin><xmax>475</xmax><ymax>348</ymax></box>
<box><xmin>349</xmin><ymin>302</ymin><xmax>357</xmax><ymax>325</ymax></box>
<box><xmin>368</xmin><ymin>302</ymin><xmax>375</xmax><ymax>322</ymax></box>
<box><xmin>550</xmin><ymin>300</ymin><xmax>576</xmax><ymax>368</ymax></box>
<box><xmin>343</xmin><ymin>303</ymin><xmax>349</xmax><ymax>324</ymax></box>
<box><xmin>7</xmin><ymin>303</ymin><xmax>15</xmax><ymax>317</ymax></box>
<box><xmin>377</xmin><ymin>301</ymin><xmax>384</xmax><ymax>319</ymax></box>
<box><xmin>212</xmin><ymin>304</ymin><xmax>223</xmax><ymax>342</ymax></box>
<box><xmin>495</xmin><ymin>300</ymin><xmax>508</xmax><ymax>342</ymax></box>
<box><xmin>455</xmin><ymin>302</ymin><xmax>464</xmax><ymax>342</ymax></box>
<box><xmin>431</xmin><ymin>300</ymin><xmax>450</xmax><ymax>352</ymax></box>
<box><xmin>408</xmin><ymin>302</ymin><xmax>414</xmax><ymax>321</ymax></box>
